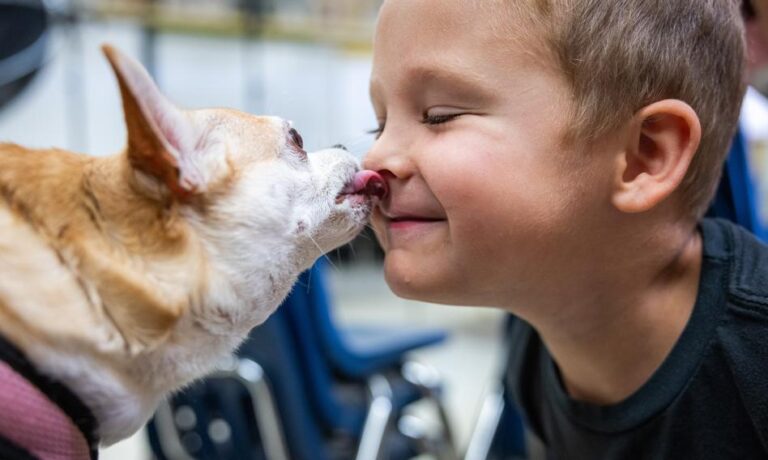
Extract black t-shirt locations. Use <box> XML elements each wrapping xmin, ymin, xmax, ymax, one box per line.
<box><xmin>505</xmin><ymin>218</ymin><xmax>768</xmax><ymax>459</ymax></box>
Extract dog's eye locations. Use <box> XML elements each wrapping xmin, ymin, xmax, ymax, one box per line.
<box><xmin>289</xmin><ymin>128</ymin><xmax>304</xmax><ymax>149</ymax></box>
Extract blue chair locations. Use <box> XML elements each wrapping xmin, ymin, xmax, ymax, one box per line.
<box><xmin>148</xmin><ymin>263</ymin><xmax>456</xmax><ymax>460</ymax></box>
<box><xmin>303</xmin><ymin>259</ymin><xmax>448</xmax><ymax>379</ymax></box>
<box><xmin>464</xmin><ymin>386</ymin><xmax>527</xmax><ymax>460</ymax></box>
<box><xmin>298</xmin><ymin>260</ymin><xmax>456</xmax><ymax>456</ymax></box>
<box><xmin>281</xmin><ymin>265</ymin><xmax>455</xmax><ymax>456</ymax></box>
<box><xmin>707</xmin><ymin>127</ymin><xmax>767</xmax><ymax>239</ymax></box>
<box><xmin>464</xmin><ymin>317</ymin><xmax>527</xmax><ymax>460</ymax></box>
<box><xmin>148</xmin><ymin>307</ymin><xmax>331</xmax><ymax>460</ymax></box>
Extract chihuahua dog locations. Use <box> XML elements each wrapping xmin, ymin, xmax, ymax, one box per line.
<box><xmin>0</xmin><ymin>45</ymin><xmax>385</xmax><ymax>454</ymax></box>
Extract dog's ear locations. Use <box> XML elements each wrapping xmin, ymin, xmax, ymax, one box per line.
<box><xmin>102</xmin><ymin>44</ymin><xmax>207</xmax><ymax>201</ymax></box>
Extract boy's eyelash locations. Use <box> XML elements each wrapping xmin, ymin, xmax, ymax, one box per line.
<box><xmin>421</xmin><ymin>113</ymin><xmax>462</xmax><ymax>125</ymax></box>
<box><xmin>367</xmin><ymin>125</ymin><xmax>385</xmax><ymax>139</ymax></box>
<box><xmin>367</xmin><ymin>113</ymin><xmax>462</xmax><ymax>139</ymax></box>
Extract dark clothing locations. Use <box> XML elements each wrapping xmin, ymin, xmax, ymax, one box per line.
<box><xmin>506</xmin><ymin>218</ymin><xmax>768</xmax><ymax>459</ymax></box>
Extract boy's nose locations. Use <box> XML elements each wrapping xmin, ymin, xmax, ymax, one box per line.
<box><xmin>362</xmin><ymin>144</ymin><xmax>414</xmax><ymax>181</ymax></box>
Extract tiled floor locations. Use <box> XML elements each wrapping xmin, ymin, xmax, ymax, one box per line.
<box><xmin>2</xmin><ymin>20</ymin><xmax>510</xmax><ymax>459</ymax></box>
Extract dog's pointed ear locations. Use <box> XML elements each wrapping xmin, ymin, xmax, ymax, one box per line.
<box><xmin>102</xmin><ymin>44</ymin><xmax>203</xmax><ymax>200</ymax></box>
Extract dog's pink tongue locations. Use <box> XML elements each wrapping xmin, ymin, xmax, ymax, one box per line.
<box><xmin>344</xmin><ymin>170</ymin><xmax>388</xmax><ymax>200</ymax></box>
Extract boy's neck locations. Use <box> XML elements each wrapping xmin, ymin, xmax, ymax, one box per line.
<box><xmin>534</xmin><ymin>225</ymin><xmax>703</xmax><ymax>406</ymax></box>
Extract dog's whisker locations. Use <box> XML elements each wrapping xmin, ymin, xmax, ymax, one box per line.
<box><xmin>355</xmin><ymin>231</ymin><xmax>374</xmax><ymax>243</ymax></box>
<box><xmin>295</xmin><ymin>279</ymin><xmax>310</xmax><ymax>292</ymax></box>
<box><xmin>331</xmin><ymin>133</ymin><xmax>375</xmax><ymax>160</ymax></box>
<box><xmin>307</xmin><ymin>234</ymin><xmax>340</xmax><ymax>273</ymax></box>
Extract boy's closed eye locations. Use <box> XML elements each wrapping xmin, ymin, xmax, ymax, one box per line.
<box><xmin>421</xmin><ymin>110</ymin><xmax>465</xmax><ymax>126</ymax></box>
<box><xmin>367</xmin><ymin>110</ymin><xmax>469</xmax><ymax>139</ymax></box>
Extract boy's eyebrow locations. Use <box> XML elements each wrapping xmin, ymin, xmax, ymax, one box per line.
<box><xmin>408</xmin><ymin>65</ymin><xmax>496</xmax><ymax>102</ymax></box>
<box><xmin>370</xmin><ymin>64</ymin><xmax>496</xmax><ymax>106</ymax></box>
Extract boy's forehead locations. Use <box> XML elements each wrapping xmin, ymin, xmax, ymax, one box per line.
<box><xmin>377</xmin><ymin>0</ymin><xmax>507</xmax><ymax>39</ymax></box>
<box><xmin>372</xmin><ymin>0</ymin><xmax>549</xmax><ymax>93</ymax></box>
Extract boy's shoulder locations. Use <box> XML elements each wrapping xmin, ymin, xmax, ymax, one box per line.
<box><xmin>703</xmin><ymin>212</ymin><xmax>768</xmax><ymax>325</ymax></box>
<box><xmin>505</xmin><ymin>217</ymin><xmax>768</xmax><ymax>458</ymax></box>
<box><xmin>700</xmin><ymin>217</ymin><xmax>768</xmax><ymax>436</ymax></box>
<box><xmin>701</xmin><ymin>218</ymin><xmax>768</xmax><ymax>350</ymax></box>
<box><xmin>706</xmin><ymin>217</ymin><xmax>768</xmax><ymax>308</ymax></box>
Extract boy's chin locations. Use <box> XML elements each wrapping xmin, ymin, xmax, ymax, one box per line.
<box><xmin>382</xmin><ymin>256</ymin><xmax>463</xmax><ymax>304</ymax></box>
<box><xmin>383</xmin><ymin>256</ymin><xmax>432</xmax><ymax>300</ymax></box>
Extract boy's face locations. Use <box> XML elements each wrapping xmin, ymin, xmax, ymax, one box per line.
<box><xmin>364</xmin><ymin>0</ymin><xmax>615</xmax><ymax>307</ymax></box>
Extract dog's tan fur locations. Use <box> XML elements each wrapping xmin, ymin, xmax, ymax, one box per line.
<box><xmin>0</xmin><ymin>143</ymin><xmax>197</xmax><ymax>349</ymax></box>
<box><xmin>0</xmin><ymin>45</ymin><xmax>370</xmax><ymax>445</ymax></box>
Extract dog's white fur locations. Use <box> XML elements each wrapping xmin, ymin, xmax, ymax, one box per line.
<box><xmin>0</xmin><ymin>46</ymin><xmax>371</xmax><ymax>445</ymax></box>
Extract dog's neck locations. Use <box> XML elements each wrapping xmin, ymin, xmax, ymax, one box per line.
<box><xmin>0</xmin><ymin>145</ymin><xmax>207</xmax><ymax>353</ymax></box>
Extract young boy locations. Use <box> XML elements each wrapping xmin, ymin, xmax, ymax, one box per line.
<box><xmin>363</xmin><ymin>0</ymin><xmax>767</xmax><ymax>458</ymax></box>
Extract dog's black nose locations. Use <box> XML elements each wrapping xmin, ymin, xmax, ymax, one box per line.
<box><xmin>332</xmin><ymin>144</ymin><xmax>349</xmax><ymax>151</ymax></box>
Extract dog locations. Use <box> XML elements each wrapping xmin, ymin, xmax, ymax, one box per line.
<box><xmin>0</xmin><ymin>44</ymin><xmax>386</xmax><ymax>457</ymax></box>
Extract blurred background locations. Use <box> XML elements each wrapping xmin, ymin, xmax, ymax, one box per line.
<box><xmin>4</xmin><ymin>1</ymin><xmax>768</xmax><ymax>459</ymax></box>
<box><xmin>0</xmin><ymin>1</ymin><xmax>512</xmax><ymax>459</ymax></box>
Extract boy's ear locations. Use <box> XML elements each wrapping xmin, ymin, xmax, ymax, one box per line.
<box><xmin>102</xmin><ymin>44</ymin><xmax>205</xmax><ymax>200</ymax></box>
<box><xmin>611</xmin><ymin>100</ymin><xmax>702</xmax><ymax>213</ymax></box>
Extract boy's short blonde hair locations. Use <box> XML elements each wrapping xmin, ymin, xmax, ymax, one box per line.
<box><xmin>512</xmin><ymin>0</ymin><xmax>747</xmax><ymax>218</ymax></box>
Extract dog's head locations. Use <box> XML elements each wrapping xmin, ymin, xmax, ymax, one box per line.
<box><xmin>101</xmin><ymin>45</ymin><xmax>384</xmax><ymax>333</ymax></box>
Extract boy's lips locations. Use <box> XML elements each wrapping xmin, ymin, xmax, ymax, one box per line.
<box><xmin>378</xmin><ymin>208</ymin><xmax>447</xmax><ymax>226</ymax></box>
<box><xmin>387</xmin><ymin>215</ymin><xmax>445</xmax><ymax>223</ymax></box>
